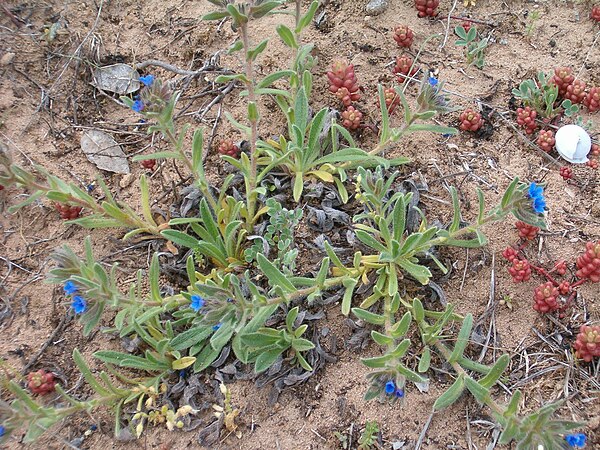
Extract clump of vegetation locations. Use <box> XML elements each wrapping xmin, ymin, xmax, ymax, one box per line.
<box><xmin>454</xmin><ymin>25</ymin><xmax>488</xmax><ymax>69</ymax></box>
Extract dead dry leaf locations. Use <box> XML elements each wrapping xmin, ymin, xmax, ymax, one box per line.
<box><xmin>81</xmin><ymin>130</ymin><xmax>130</xmax><ymax>174</ymax></box>
<box><xmin>93</xmin><ymin>63</ymin><xmax>140</xmax><ymax>95</ymax></box>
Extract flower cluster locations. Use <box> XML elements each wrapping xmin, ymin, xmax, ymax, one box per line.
<box><xmin>459</xmin><ymin>108</ymin><xmax>484</xmax><ymax>132</ymax></box>
<box><xmin>218</xmin><ymin>139</ymin><xmax>241</xmax><ymax>158</ymax></box>
<box><xmin>559</xmin><ymin>166</ymin><xmax>573</xmax><ymax>181</ymax></box>
<box><xmin>54</xmin><ymin>203</ymin><xmax>82</xmax><ymax>220</ymax></box>
<box><xmin>393</xmin><ymin>25</ymin><xmax>414</xmax><ymax>48</ymax></box>
<box><xmin>393</xmin><ymin>54</ymin><xmax>418</xmax><ymax>82</ymax></box>
<box><xmin>414</xmin><ymin>0</ymin><xmax>439</xmax><ymax>17</ymax></box>
<box><xmin>130</xmin><ymin>76</ymin><xmax>172</xmax><ymax>115</ymax></box>
<box><xmin>527</xmin><ymin>182</ymin><xmax>546</xmax><ymax>214</ymax></box>
<box><xmin>551</xmin><ymin>67</ymin><xmax>574</xmax><ymax>96</ymax></box>
<box><xmin>383</xmin><ymin>87</ymin><xmax>400</xmax><ymax>114</ymax></box>
<box><xmin>141</xmin><ymin>159</ymin><xmax>157</xmax><ymax>170</ymax></box>
<box><xmin>516</xmin><ymin>106</ymin><xmax>537</xmax><ymax>134</ymax></box>
<box><xmin>326</xmin><ymin>60</ymin><xmax>363</xmax><ymax>130</ymax></box>
<box><xmin>341</xmin><ymin>106</ymin><xmax>363</xmax><ymax>130</ymax></box>
<box><xmin>64</xmin><ymin>281</ymin><xmax>87</xmax><ymax>314</ymax></box>
<box><xmin>508</xmin><ymin>258</ymin><xmax>532</xmax><ymax>282</ymax></box>
<box><xmin>565</xmin><ymin>432</ymin><xmax>587</xmax><ymax>448</ymax></box>
<box><xmin>564</xmin><ymin>79</ymin><xmax>587</xmax><ymax>104</ymax></box>
<box><xmin>384</xmin><ymin>380</ymin><xmax>404</xmax><ymax>398</ymax></box>
<box><xmin>536</xmin><ymin>129</ymin><xmax>555</xmax><ymax>153</ymax></box>
<box><xmin>190</xmin><ymin>295</ymin><xmax>205</xmax><ymax>312</ymax></box>
<box><xmin>548</xmin><ymin>66</ymin><xmax>599</xmax><ymax>112</ymax></box>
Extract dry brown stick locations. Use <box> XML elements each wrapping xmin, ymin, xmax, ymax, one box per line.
<box><xmin>495</xmin><ymin>112</ymin><xmax>562</xmax><ymax>167</ymax></box>
<box><xmin>477</xmin><ymin>253</ymin><xmax>497</xmax><ymax>362</ymax></box>
<box><xmin>135</xmin><ymin>58</ymin><xmax>232</xmax><ymax>78</ymax></box>
<box><xmin>0</xmin><ymin>0</ymin><xmax>25</xmax><ymax>27</ymax></box>
<box><xmin>438</xmin><ymin>0</ymin><xmax>459</xmax><ymax>50</ymax></box>
<box><xmin>415</xmin><ymin>410</ymin><xmax>435</xmax><ymax>450</ymax></box>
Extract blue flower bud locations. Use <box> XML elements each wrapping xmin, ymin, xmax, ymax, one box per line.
<box><xmin>139</xmin><ymin>74</ymin><xmax>155</xmax><ymax>86</ymax></box>
<box><xmin>190</xmin><ymin>295</ymin><xmax>205</xmax><ymax>312</ymax></box>
<box><xmin>63</xmin><ymin>280</ymin><xmax>78</xmax><ymax>295</ymax></box>
<box><xmin>71</xmin><ymin>296</ymin><xmax>87</xmax><ymax>314</ymax></box>
<box><xmin>385</xmin><ymin>380</ymin><xmax>395</xmax><ymax>395</ymax></box>
<box><xmin>565</xmin><ymin>433</ymin><xmax>586</xmax><ymax>448</ymax></box>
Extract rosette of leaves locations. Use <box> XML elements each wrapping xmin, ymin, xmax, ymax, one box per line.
<box><xmin>171</xmin><ymin>255</ymin><xmax>340</xmax><ymax>373</ymax></box>
<box><xmin>331</xmin><ymin>177</ymin><xmax>546</xmax><ymax>316</ymax></box>
<box><xmin>161</xmin><ymin>197</ymin><xmax>247</xmax><ymax>270</ymax></box>
<box><xmin>260</xmin><ymin>84</ymin><xmax>407</xmax><ymax>202</ymax></box>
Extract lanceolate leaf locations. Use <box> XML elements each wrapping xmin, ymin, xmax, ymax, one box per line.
<box><xmin>351</xmin><ymin>307</ymin><xmax>386</xmax><ymax>325</ymax></box>
<box><xmin>449</xmin><ymin>313</ymin><xmax>473</xmax><ymax>363</ymax></box>
<box><xmin>257</xmin><ymin>253</ymin><xmax>297</xmax><ymax>293</ymax></box>
<box><xmin>479</xmin><ymin>354</ymin><xmax>509</xmax><ymax>388</ymax></box>
<box><xmin>464</xmin><ymin>376</ymin><xmax>491</xmax><ymax>404</ymax></box>
<box><xmin>418</xmin><ymin>346</ymin><xmax>431</xmax><ymax>373</ymax></box>
<box><xmin>170</xmin><ymin>326</ymin><xmax>213</xmax><ymax>351</ymax></box>
<box><xmin>433</xmin><ymin>374</ymin><xmax>465</xmax><ymax>410</ymax></box>
<box><xmin>94</xmin><ymin>351</ymin><xmax>169</xmax><ymax>372</ymax></box>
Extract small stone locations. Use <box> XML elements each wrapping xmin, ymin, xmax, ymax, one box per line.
<box><xmin>1</xmin><ymin>52</ymin><xmax>15</xmax><ymax>66</ymax></box>
<box><xmin>366</xmin><ymin>0</ymin><xmax>389</xmax><ymax>16</ymax></box>
<box><xmin>119</xmin><ymin>173</ymin><xmax>135</xmax><ymax>188</ymax></box>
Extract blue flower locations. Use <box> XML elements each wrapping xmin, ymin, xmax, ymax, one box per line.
<box><xmin>71</xmin><ymin>296</ymin><xmax>87</xmax><ymax>314</ymax></box>
<box><xmin>527</xmin><ymin>182</ymin><xmax>546</xmax><ymax>214</ymax></box>
<box><xmin>190</xmin><ymin>295</ymin><xmax>205</xmax><ymax>312</ymax></box>
<box><xmin>0</xmin><ymin>424</ymin><xmax>5</xmax><ymax>437</ymax></box>
<box><xmin>132</xmin><ymin>99</ymin><xmax>144</xmax><ymax>113</ymax></box>
<box><xmin>212</xmin><ymin>323</ymin><xmax>222</xmax><ymax>331</ymax></box>
<box><xmin>385</xmin><ymin>380</ymin><xmax>395</xmax><ymax>395</ymax></box>
<box><xmin>90</xmin><ymin>424</ymin><xmax>98</xmax><ymax>431</ymax></box>
<box><xmin>565</xmin><ymin>433</ymin><xmax>586</xmax><ymax>448</ymax></box>
<box><xmin>63</xmin><ymin>281</ymin><xmax>78</xmax><ymax>295</ymax></box>
<box><xmin>395</xmin><ymin>388</ymin><xmax>404</xmax><ymax>398</ymax></box>
<box><xmin>139</xmin><ymin>74</ymin><xmax>154</xmax><ymax>86</ymax></box>
<box><xmin>428</xmin><ymin>76</ymin><xmax>438</xmax><ymax>87</ymax></box>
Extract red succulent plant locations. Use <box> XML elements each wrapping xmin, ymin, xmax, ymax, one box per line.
<box><xmin>459</xmin><ymin>108</ymin><xmax>484</xmax><ymax>132</ymax></box>
<box><xmin>574</xmin><ymin>325</ymin><xmax>600</xmax><ymax>362</ymax></box>
<box><xmin>27</xmin><ymin>369</ymin><xmax>56</xmax><ymax>395</ymax></box>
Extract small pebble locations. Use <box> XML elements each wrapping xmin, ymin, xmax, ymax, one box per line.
<box><xmin>0</xmin><ymin>52</ymin><xmax>15</xmax><ymax>66</ymax></box>
<box><xmin>366</xmin><ymin>0</ymin><xmax>389</xmax><ymax>16</ymax></box>
<box><xmin>119</xmin><ymin>173</ymin><xmax>135</xmax><ymax>188</ymax></box>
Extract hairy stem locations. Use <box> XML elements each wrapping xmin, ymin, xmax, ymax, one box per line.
<box><xmin>239</xmin><ymin>22</ymin><xmax>259</xmax><ymax>229</ymax></box>
<box><xmin>162</xmin><ymin>127</ymin><xmax>219</xmax><ymax>213</ymax></box>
